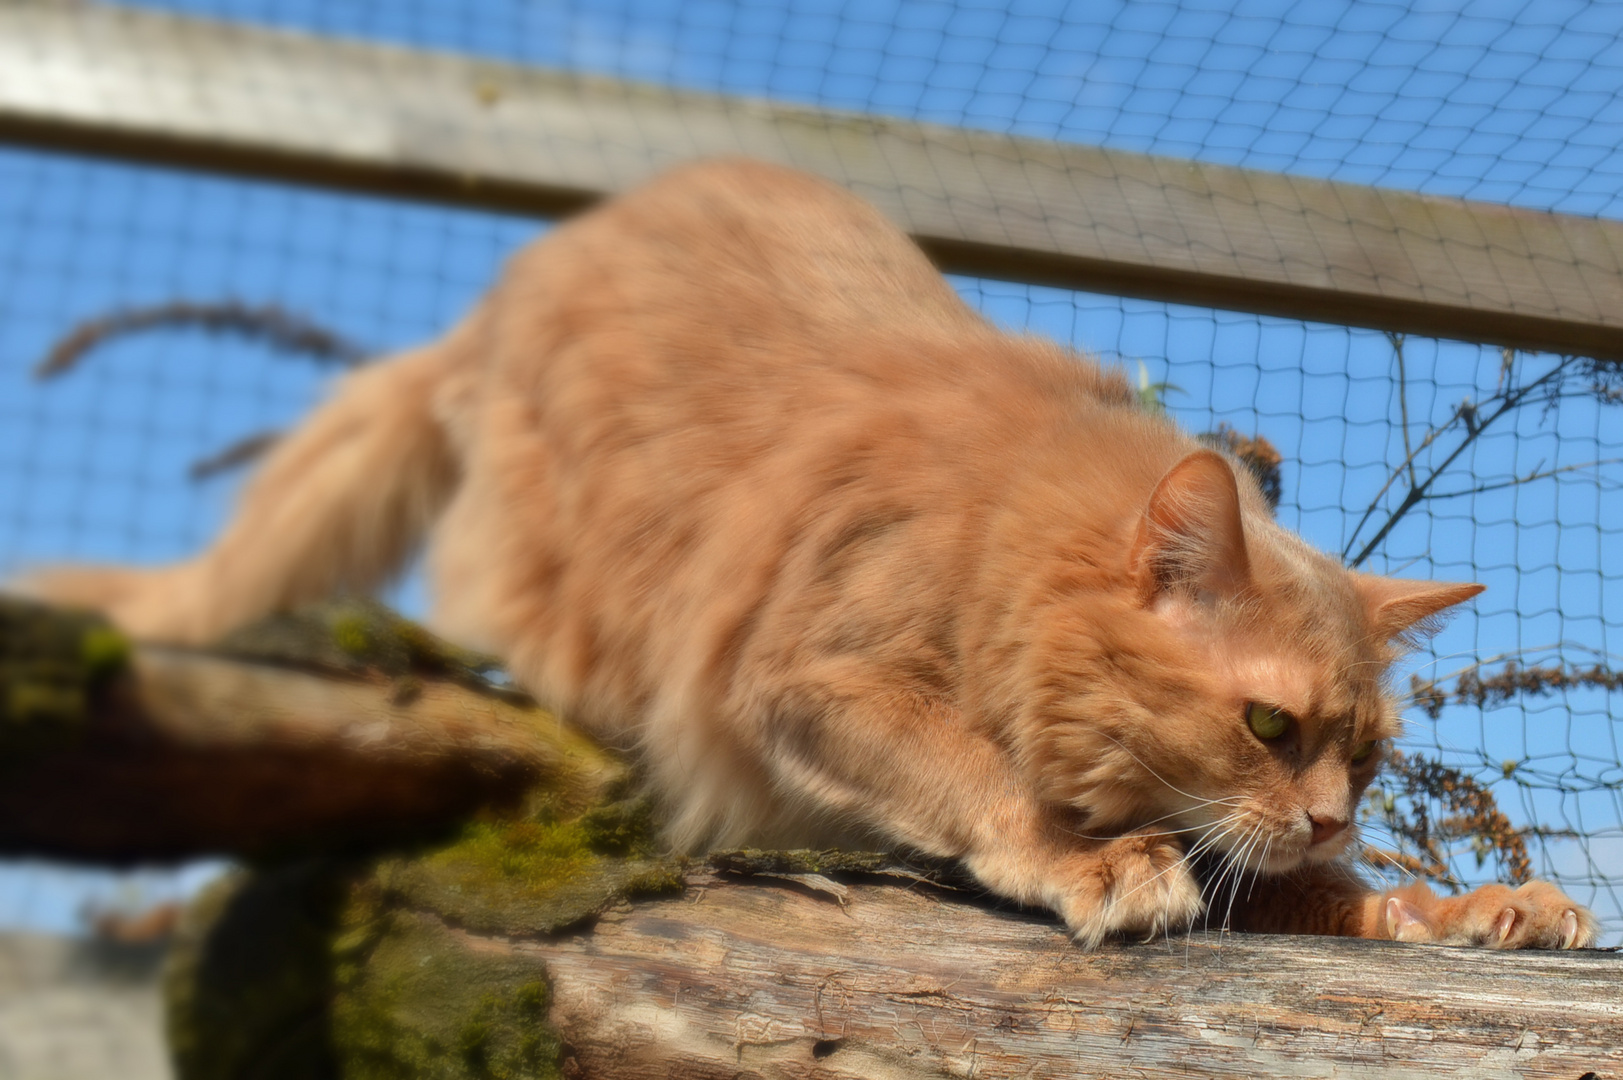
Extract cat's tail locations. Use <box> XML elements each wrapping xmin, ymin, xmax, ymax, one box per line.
<box><xmin>16</xmin><ymin>318</ymin><xmax>480</xmax><ymax>645</ymax></box>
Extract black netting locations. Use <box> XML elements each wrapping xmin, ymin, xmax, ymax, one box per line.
<box><xmin>1</xmin><ymin>0</ymin><xmax>1619</xmax><ymax>943</ymax></box>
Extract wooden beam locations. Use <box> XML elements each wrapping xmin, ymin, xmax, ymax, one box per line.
<box><xmin>1</xmin><ymin>0</ymin><xmax>1621</xmax><ymax>360</ymax></box>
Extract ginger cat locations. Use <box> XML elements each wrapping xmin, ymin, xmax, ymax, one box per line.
<box><xmin>27</xmin><ymin>159</ymin><xmax>1596</xmax><ymax>949</ymax></box>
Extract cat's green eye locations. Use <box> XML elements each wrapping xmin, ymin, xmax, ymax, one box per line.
<box><xmin>1245</xmin><ymin>702</ymin><xmax>1290</xmax><ymax>740</ymax></box>
<box><xmin>1351</xmin><ymin>739</ymin><xmax>1378</xmax><ymax>765</ymax></box>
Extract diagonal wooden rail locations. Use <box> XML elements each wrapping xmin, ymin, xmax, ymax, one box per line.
<box><xmin>1</xmin><ymin>0</ymin><xmax>1621</xmax><ymax>360</ymax></box>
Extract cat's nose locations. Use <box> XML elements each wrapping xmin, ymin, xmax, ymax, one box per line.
<box><xmin>1309</xmin><ymin>814</ymin><xmax>1348</xmax><ymax>845</ymax></box>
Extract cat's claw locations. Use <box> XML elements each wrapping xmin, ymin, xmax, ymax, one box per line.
<box><xmin>1492</xmin><ymin>904</ymin><xmax>1582</xmax><ymax>948</ymax></box>
<box><xmin>1390</xmin><ymin>880</ymin><xmax>1599</xmax><ymax>949</ymax></box>
<box><xmin>1495</xmin><ymin>906</ymin><xmax>1516</xmax><ymax>945</ymax></box>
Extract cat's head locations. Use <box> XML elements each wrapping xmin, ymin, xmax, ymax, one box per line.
<box><xmin>1027</xmin><ymin>448</ymin><xmax>1481</xmax><ymax>878</ymax></box>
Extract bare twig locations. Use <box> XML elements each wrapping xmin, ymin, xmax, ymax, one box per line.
<box><xmin>1343</xmin><ymin>356</ymin><xmax>1578</xmax><ymax>567</ymax></box>
<box><xmin>1388</xmin><ymin>332</ymin><xmax>1417</xmax><ymax>490</ymax></box>
<box><xmin>34</xmin><ymin>300</ymin><xmax>367</xmax><ymax>378</ymax></box>
<box><xmin>188</xmin><ymin>430</ymin><xmax>283</xmax><ymax>481</ymax></box>
<box><xmin>1422</xmin><ymin>458</ymin><xmax>1623</xmax><ymax>499</ymax></box>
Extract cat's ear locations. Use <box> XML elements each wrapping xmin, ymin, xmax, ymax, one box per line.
<box><xmin>1355</xmin><ymin>574</ymin><xmax>1484</xmax><ymax>642</ymax></box>
<box><xmin>1131</xmin><ymin>450</ymin><xmax>1251</xmax><ymax>603</ymax></box>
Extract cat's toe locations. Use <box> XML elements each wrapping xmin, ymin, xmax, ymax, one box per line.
<box><xmin>1063</xmin><ymin>830</ymin><xmax>1203</xmax><ymax>949</ymax></box>
<box><xmin>1443</xmin><ymin>881</ymin><xmax>1599</xmax><ymax>949</ymax></box>
<box><xmin>1495</xmin><ymin>882</ymin><xmax>1599</xmax><ymax>949</ymax></box>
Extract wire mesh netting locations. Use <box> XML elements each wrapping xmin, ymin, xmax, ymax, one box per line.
<box><xmin>0</xmin><ymin>0</ymin><xmax>1620</xmax><ymax>944</ymax></box>
<box><xmin>122</xmin><ymin>0</ymin><xmax>1623</xmax><ymax>217</ymax></box>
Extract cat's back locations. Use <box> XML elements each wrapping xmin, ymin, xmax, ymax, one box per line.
<box><xmin>476</xmin><ymin>159</ymin><xmax>1130</xmax><ymax>459</ymax></box>
<box><xmin>434</xmin><ymin>158</ymin><xmax>1144</xmax><ymax>732</ymax></box>
<box><xmin>507</xmin><ymin>158</ymin><xmax>976</xmax><ymax>339</ymax></box>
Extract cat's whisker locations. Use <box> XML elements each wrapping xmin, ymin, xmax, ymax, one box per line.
<box><xmin>1352</xmin><ymin>823</ymin><xmax>1424</xmax><ymax>885</ymax></box>
<box><xmin>1192</xmin><ymin>834</ymin><xmax>1247</xmax><ymax>930</ymax></box>
<box><xmin>1218</xmin><ymin>849</ymin><xmax>1252</xmax><ymax>932</ymax></box>
<box><xmin>1091</xmin><ymin>730</ymin><xmax>1226</xmax><ymax>807</ymax></box>
<box><xmin>1189</xmin><ymin>816</ymin><xmax>1253</xmax><ymax>907</ymax></box>
<box><xmin>1066</xmin><ymin>824</ymin><xmax>1204</xmax><ymax>842</ymax></box>
<box><xmin>1186</xmin><ymin>814</ymin><xmax>1249</xmax><ymax>866</ymax></box>
<box><xmin>1061</xmin><ymin>797</ymin><xmax>1244</xmax><ymax>842</ymax></box>
<box><xmin>1220</xmin><ymin>830</ymin><xmax>1267</xmax><ymax>932</ymax></box>
<box><xmin>1137</xmin><ymin>815</ymin><xmax>1250</xmax><ymax>939</ymax></box>
<box><xmin>1245</xmin><ymin>835</ymin><xmax>1276</xmax><ymax>902</ymax></box>
<box><xmin>1214</xmin><ymin>824</ymin><xmax>1256</xmax><ymax>894</ymax></box>
<box><xmin>1206</xmin><ymin>819</ymin><xmax>1267</xmax><ymax>936</ymax></box>
<box><xmin>1201</xmin><ymin>812</ymin><xmax>1246</xmax><ymax>864</ymax></box>
<box><xmin>1180</xmin><ymin>816</ymin><xmax>1261</xmax><ymax>948</ymax></box>
<box><xmin>1104</xmin><ymin>813</ymin><xmax>1247</xmax><ymax>917</ymax></box>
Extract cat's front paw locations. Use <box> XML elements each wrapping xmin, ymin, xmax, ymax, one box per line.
<box><xmin>1060</xmin><ymin>828</ymin><xmax>1203</xmax><ymax>949</ymax></box>
<box><xmin>1385</xmin><ymin>880</ymin><xmax>1598</xmax><ymax>949</ymax></box>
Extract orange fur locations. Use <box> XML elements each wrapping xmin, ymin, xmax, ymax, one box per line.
<box><xmin>19</xmin><ymin>159</ymin><xmax>1595</xmax><ymax>948</ymax></box>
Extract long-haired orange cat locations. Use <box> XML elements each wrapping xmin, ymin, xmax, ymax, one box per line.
<box><xmin>28</xmin><ymin>159</ymin><xmax>1595</xmax><ymax>949</ymax></box>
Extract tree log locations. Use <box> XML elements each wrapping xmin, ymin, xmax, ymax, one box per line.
<box><xmin>6</xmin><ymin>597</ymin><xmax>1618</xmax><ymax>1077</ymax></box>
<box><xmin>166</xmin><ymin>854</ymin><xmax>1622</xmax><ymax>1080</ymax></box>
<box><xmin>512</xmin><ymin>870</ymin><xmax>1623</xmax><ymax>1079</ymax></box>
<box><xmin>0</xmin><ymin>597</ymin><xmax>593</xmax><ymax>860</ymax></box>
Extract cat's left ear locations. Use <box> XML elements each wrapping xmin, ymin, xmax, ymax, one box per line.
<box><xmin>1131</xmin><ymin>449</ymin><xmax>1251</xmax><ymax>603</ymax></box>
<box><xmin>1354</xmin><ymin>574</ymin><xmax>1484</xmax><ymax>642</ymax></box>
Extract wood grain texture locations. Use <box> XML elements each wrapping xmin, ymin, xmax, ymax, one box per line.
<box><xmin>504</xmin><ymin>871</ymin><xmax>1623</xmax><ymax>1079</ymax></box>
<box><xmin>2</xmin><ymin>0</ymin><xmax>1621</xmax><ymax>358</ymax></box>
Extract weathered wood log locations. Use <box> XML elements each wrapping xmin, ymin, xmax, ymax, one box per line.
<box><xmin>8</xmin><ymin>597</ymin><xmax>1619</xmax><ymax>1076</ymax></box>
<box><xmin>0</xmin><ymin>597</ymin><xmax>596</xmax><ymax>860</ymax></box>
<box><xmin>167</xmin><ymin>852</ymin><xmax>1623</xmax><ymax>1080</ymax></box>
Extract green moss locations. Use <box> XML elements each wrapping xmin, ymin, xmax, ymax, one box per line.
<box><xmin>212</xmin><ymin>598</ymin><xmax>510</xmax><ymax>694</ymax></box>
<box><xmin>707</xmin><ymin>847</ymin><xmax>968</xmax><ymax>887</ymax></box>
<box><xmin>0</xmin><ymin>596</ymin><xmax>130</xmax><ymax>756</ymax></box>
<box><xmin>331</xmin><ymin>611</ymin><xmax>375</xmax><ymax>657</ymax></box>
<box><xmin>382</xmin><ymin>790</ymin><xmax>684</xmax><ymax>937</ymax></box>
<box><xmin>161</xmin><ymin>616</ymin><xmax>687</xmax><ymax>1078</ymax></box>
<box><xmin>79</xmin><ymin>624</ymin><xmax>131</xmax><ymax>681</ymax></box>
<box><xmin>578</xmin><ymin>796</ymin><xmax>662</xmax><ymax>858</ymax></box>
<box><xmin>707</xmin><ymin>848</ymin><xmax>889</xmax><ymax>875</ymax></box>
<box><xmin>166</xmin><ymin>759</ymin><xmax>682</xmax><ymax>1077</ymax></box>
<box><xmin>165</xmin><ymin>862</ymin><xmax>352</xmax><ymax>1080</ymax></box>
<box><xmin>166</xmin><ymin>861</ymin><xmax>571</xmax><ymax>1080</ymax></box>
<box><xmin>332</xmin><ymin>904</ymin><xmax>561</xmax><ymax>1080</ymax></box>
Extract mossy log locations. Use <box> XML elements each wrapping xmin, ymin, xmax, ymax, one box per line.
<box><xmin>7</xmin><ymin>597</ymin><xmax>1620</xmax><ymax>1077</ymax></box>
<box><xmin>167</xmin><ymin>851</ymin><xmax>1623</xmax><ymax>1080</ymax></box>
<box><xmin>0</xmin><ymin>597</ymin><xmax>576</xmax><ymax>860</ymax></box>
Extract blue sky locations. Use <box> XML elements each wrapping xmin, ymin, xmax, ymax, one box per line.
<box><xmin>1</xmin><ymin>0</ymin><xmax>1619</xmax><ymax>939</ymax></box>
